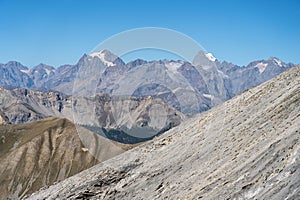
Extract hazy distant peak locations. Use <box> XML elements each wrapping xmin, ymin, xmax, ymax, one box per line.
<box><xmin>31</xmin><ymin>63</ymin><xmax>55</xmax><ymax>74</ymax></box>
<box><xmin>266</xmin><ymin>56</ymin><xmax>284</xmax><ymax>67</ymax></box>
<box><xmin>126</xmin><ymin>58</ymin><xmax>148</xmax><ymax>69</ymax></box>
<box><xmin>195</xmin><ymin>50</ymin><xmax>217</xmax><ymax>60</ymax></box>
<box><xmin>32</xmin><ymin>63</ymin><xmax>55</xmax><ymax>69</ymax></box>
<box><xmin>3</xmin><ymin>61</ymin><xmax>28</xmax><ymax>70</ymax></box>
<box><xmin>192</xmin><ymin>50</ymin><xmax>218</xmax><ymax>68</ymax></box>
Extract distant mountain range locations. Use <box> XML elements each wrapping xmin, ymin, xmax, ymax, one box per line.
<box><xmin>0</xmin><ymin>50</ymin><xmax>296</xmax><ymax>114</ymax></box>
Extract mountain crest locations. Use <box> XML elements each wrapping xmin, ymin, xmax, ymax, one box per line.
<box><xmin>89</xmin><ymin>49</ymin><xmax>122</xmax><ymax>67</ymax></box>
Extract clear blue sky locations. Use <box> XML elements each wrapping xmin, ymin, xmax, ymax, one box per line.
<box><xmin>0</xmin><ymin>0</ymin><xmax>299</xmax><ymax>67</ymax></box>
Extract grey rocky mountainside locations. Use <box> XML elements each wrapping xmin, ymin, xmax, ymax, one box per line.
<box><xmin>216</xmin><ymin>56</ymin><xmax>295</xmax><ymax>96</ymax></box>
<box><xmin>0</xmin><ymin>87</ymin><xmax>184</xmax><ymax>143</ymax></box>
<box><xmin>27</xmin><ymin>66</ymin><xmax>300</xmax><ymax>200</ymax></box>
<box><xmin>0</xmin><ymin>61</ymin><xmax>34</xmax><ymax>89</ymax></box>
<box><xmin>0</xmin><ymin>50</ymin><xmax>295</xmax><ymax>114</ymax></box>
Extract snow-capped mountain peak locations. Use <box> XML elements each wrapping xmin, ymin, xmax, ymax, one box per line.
<box><xmin>273</xmin><ymin>58</ymin><xmax>283</xmax><ymax>67</ymax></box>
<box><xmin>31</xmin><ymin>63</ymin><xmax>56</xmax><ymax>76</ymax></box>
<box><xmin>254</xmin><ymin>62</ymin><xmax>268</xmax><ymax>74</ymax></box>
<box><xmin>268</xmin><ymin>57</ymin><xmax>284</xmax><ymax>67</ymax></box>
<box><xmin>205</xmin><ymin>52</ymin><xmax>216</xmax><ymax>62</ymax></box>
<box><xmin>89</xmin><ymin>50</ymin><xmax>116</xmax><ymax>67</ymax></box>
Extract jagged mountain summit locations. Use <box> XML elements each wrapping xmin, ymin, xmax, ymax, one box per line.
<box><xmin>0</xmin><ymin>61</ymin><xmax>34</xmax><ymax>89</ymax></box>
<box><xmin>30</xmin><ymin>63</ymin><xmax>56</xmax><ymax>89</ymax></box>
<box><xmin>216</xmin><ymin>56</ymin><xmax>295</xmax><ymax>96</ymax></box>
<box><xmin>0</xmin><ymin>50</ymin><xmax>296</xmax><ymax>114</ymax></box>
<box><xmin>28</xmin><ymin>66</ymin><xmax>300</xmax><ymax>199</ymax></box>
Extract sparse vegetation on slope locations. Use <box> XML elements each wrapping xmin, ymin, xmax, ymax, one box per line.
<box><xmin>0</xmin><ymin>117</ymin><xmax>128</xmax><ymax>199</ymax></box>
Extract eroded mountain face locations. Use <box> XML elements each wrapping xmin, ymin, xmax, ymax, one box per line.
<box><xmin>0</xmin><ymin>117</ymin><xmax>130</xmax><ymax>199</ymax></box>
<box><xmin>0</xmin><ymin>87</ymin><xmax>184</xmax><ymax>142</ymax></box>
<box><xmin>0</xmin><ymin>50</ymin><xmax>295</xmax><ymax>114</ymax></box>
<box><xmin>28</xmin><ymin>66</ymin><xmax>300</xmax><ymax>200</ymax></box>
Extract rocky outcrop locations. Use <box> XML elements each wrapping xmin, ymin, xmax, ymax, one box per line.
<box><xmin>0</xmin><ymin>110</ymin><xmax>8</xmax><ymax>125</ymax></box>
<box><xmin>28</xmin><ymin>66</ymin><xmax>300</xmax><ymax>200</ymax></box>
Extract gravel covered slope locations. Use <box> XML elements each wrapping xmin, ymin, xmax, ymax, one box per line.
<box><xmin>28</xmin><ymin>66</ymin><xmax>300</xmax><ymax>200</ymax></box>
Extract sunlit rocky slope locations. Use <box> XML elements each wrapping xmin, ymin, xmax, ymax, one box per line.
<box><xmin>28</xmin><ymin>66</ymin><xmax>300</xmax><ymax>200</ymax></box>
